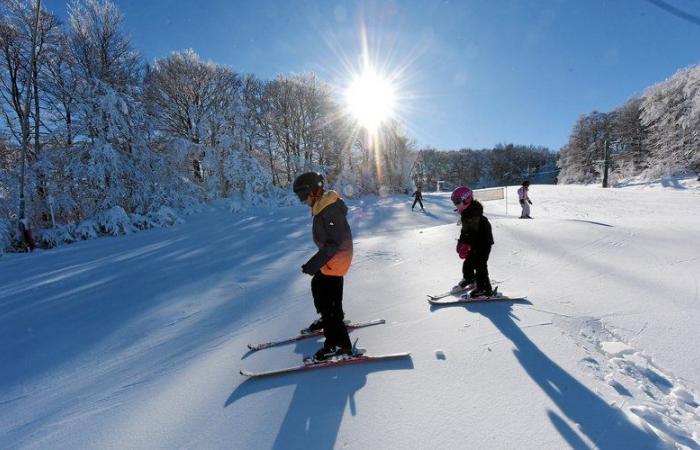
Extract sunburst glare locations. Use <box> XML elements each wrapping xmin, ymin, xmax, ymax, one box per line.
<box><xmin>345</xmin><ymin>69</ymin><xmax>396</xmax><ymax>131</ymax></box>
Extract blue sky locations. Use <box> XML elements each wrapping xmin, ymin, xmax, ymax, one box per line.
<box><xmin>45</xmin><ymin>0</ymin><xmax>700</xmax><ymax>151</ymax></box>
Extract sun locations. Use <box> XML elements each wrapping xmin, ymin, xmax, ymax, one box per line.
<box><xmin>345</xmin><ymin>69</ymin><xmax>396</xmax><ymax>131</ymax></box>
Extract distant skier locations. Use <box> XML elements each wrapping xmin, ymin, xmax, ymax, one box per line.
<box><xmin>517</xmin><ymin>180</ymin><xmax>532</xmax><ymax>219</ymax></box>
<box><xmin>292</xmin><ymin>172</ymin><xmax>357</xmax><ymax>362</ymax></box>
<box><xmin>451</xmin><ymin>186</ymin><xmax>494</xmax><ymax>297</ymax></box>
<box><xmin>411</xmin><ymin>187</ymin><xmax>424</xmax><ymax>211</ymax></box>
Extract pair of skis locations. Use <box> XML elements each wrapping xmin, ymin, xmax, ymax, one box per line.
<box><xmin>241</xmin><ymin>286</ymin><xmax>525</xmax><ymax>378</ymax></box>
<box><xmin>241</xmin><ymin>318</ymin><xmax>410</xmax><ymax>378</ymax></box>
<box><xmin>427</xmin><ymin>286</ymin><xmax>526</xmax><ymax>305</ymax></box>
<box><xmin>247</xmin><ymin>318</ymin><xmax>385</xmax><ymax>351</ymax></box>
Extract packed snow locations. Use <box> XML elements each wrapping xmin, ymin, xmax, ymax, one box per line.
<box><xmin>1</xmin><ymin>177</ymin><xmax>700</xmax><ymax>449</ymax></box>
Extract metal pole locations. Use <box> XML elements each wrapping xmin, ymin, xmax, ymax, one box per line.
<box><xmin>602</xmin><ymin>140</ymin><xmax>610</xmax><ymax>188</ymax></box>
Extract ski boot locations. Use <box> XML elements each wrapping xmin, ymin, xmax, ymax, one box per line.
<box><xmin>305</xmin><ymin>339</ymin><xmax>365</xmax><ymax>364</ymax></box>
<box><xmin>301</xmin><ymin>317</ymin><xmax>323</xmax><ymax>334</ymax></box>
<box><xmin>452</xmin><ymin>278</ymin><xmax>475</xmax><ymax>293</ymax></box>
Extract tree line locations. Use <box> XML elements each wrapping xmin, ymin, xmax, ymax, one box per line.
<box><xmin>414</xmin><ymin>143</ymin><xmax>557</xmax><ymax>191</ymax></box>
<box><xmin>0</xmin><ymin>0</ymin><xmax>417</xmax><ymax>250</ymax></box>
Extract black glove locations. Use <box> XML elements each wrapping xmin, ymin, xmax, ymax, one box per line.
<box><xmin>527</xmin><ymin>199</ymin><xmax>532</xmax><ymax>205</ymax></box>
<box><xmin>519</xmin><ymin>199</ymin><xmax>525</xmax><ymax>205</ymax></box>
<box><xmin>301</xmin><ymin>263</ymin><xmax>315</xmax><ymax>276</ymax></box>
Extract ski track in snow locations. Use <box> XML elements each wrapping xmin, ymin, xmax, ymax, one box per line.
<box><xmin>557</xmin><ymin>316</ymin><xmax>700</xmax><ymax>449</ymax></box>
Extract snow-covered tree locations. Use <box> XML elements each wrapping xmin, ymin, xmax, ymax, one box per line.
<box><xmin>558</xmin><ymin>111</ymin><xmax>612</xmax><ymax>184</ymax></box>
<box><xmin>42</xmin><ymin>30</ymin><xmax>79</xmax><ymax>146</ymax></box>
<box><xmin>144</xmin><ymin>49</ymin><xmax>241</xmax><ymax>187</ymax></box>
<box><xmin>608</xmin><ymin>97</ymin><xmax>647</xmax><ymax>179</ymax></box>
<box><xmin>414</xmin><ymin>145</ymin><xmax>555</xmax><ymax>190</ymax></box>
<box><xmin>559</xmin><ymin>64</ymin><xmax>700</xmax><ymax>183</ymax></box>
<box><xmin>144</xmin><ymin>50</ymin><xmax>238</xmax><ymax>146</ymax></box>
<box><xmin>67</xmin><ymin>0</ymin><xmax>143</xmax><ymax>145</ymax></box>
<box><xmin>640</xmin><ymin>64</ymin><xmax>700</xmax><ymax>176</ymax></box>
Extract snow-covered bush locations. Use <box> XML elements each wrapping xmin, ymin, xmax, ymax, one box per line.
<box><xmin>146</xmin><ymin>206</ymin><xmax>184</xmax><ymax>227</ymax></box>
<box><xmin>95</xmin><ymin>206</ymin><xmax>134</xmax><ymax>235</ymax></box>
<box><xmin>73</xmin><ymin>207</ymin><xmax>133</xmax><ymax>240</ymax></box>
<box><xmin>74</xmin><ymin>219</ymin><xmax>99</xmax><ymax>240</ymax></box>
<box><xmin>226</xmin><ymin>185</ymin><xmax>297</xmax><ymax>213</ymax></box>
<box><xmin>39</xmin><ymin>224</ymin><xmax>76</xmax><ymax>248</ymax></box>
<box><xmin>0</xmin><ymin>218</ymin><xmax>10</xmax><ymax>253</ymax></box>
<box><xmin>129</xmin><ymin>213</ymin><xmax>149</xmax><ymax>230</ymax></box>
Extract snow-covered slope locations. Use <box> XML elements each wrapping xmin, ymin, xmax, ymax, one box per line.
<box><xmin>1</xmin><ymin>178</ymin><xmax>700</xmax><ymax>449</ymax></box>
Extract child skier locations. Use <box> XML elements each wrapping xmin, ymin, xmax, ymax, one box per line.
<box><xmin>293</xmin><ymin>172</ymin><xmax>357</xmax><ymax>362</ymax></box>
<box><xmin>451</xmin><ymin>186</ymin><xmax>494</xmax><ymax>297</ymax></box>
<box><xmin>517</xmin><ymin>180</ymin><xmax>532</xmax><ymax>219</ymax></box>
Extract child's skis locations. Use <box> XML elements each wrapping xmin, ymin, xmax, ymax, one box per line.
<box><xmin>428</xmin><ymin>287</ymin><xmax>526</xmax><ymax>305</ymax></box>
<box><xmin>247</xmin><ymin>318</ymin><xmax>385</xmax><ymax>351</ymax></box>
<box><xmin>427</xmin><ymin>279</ymin><xmax>501</xmax><ymax>300</ymax></box>
<box><xmin>427</xmin><ymin>286</ymin><xmax>469</xmax><ymax>301</ymax></box>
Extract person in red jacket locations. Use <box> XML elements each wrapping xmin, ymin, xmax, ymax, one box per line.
<box><xmin>293</xmin><ymin>172</ymin><xmax>358</xmax><ymax>362</ymax></box>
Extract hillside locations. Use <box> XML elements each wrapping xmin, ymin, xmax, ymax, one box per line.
<box><xmin>1</xmin><ymin>178</ymin><xmax>700</xmax><ymax>449</ymax></box>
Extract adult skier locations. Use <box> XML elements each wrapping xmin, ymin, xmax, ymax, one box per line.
<box><xmin>517</xmin><ymin>180</ymin><xmax>532</xmax><ymax>219</ymax></box>
<box><xmin>452</xmin><ymin>186</ymin><xmax>494</xmax><ymax>297</ymax></box>
<box><xmin>293</xmin><ymin>172</ymin><xmax>357</xmax><ymax>361</ymax></box>
<box><xmin>411</xmin><ymin>187</ymin><xmax>424</xmax><ymax>211</ymax></box>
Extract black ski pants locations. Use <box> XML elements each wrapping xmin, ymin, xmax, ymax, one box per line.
<box><xmin>412</xmin><ymin>197</ymin><xmax>424</xmax><ymax>209</ymax></box>
<box><xmin>311</xmin><ymin>272</ymin><xmax>351</xmax><ymax>350</ymax></box>
<box><xmin>462</xmin><ymin>246</ymin><xmax>492</xmax><ymax>292</ymax></box>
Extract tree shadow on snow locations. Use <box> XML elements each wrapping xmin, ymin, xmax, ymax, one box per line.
<box><xmin>459</xmin><ymin>301</ymin><xmax>665</xmax><ymax>449</ymax></box>
<box><xmin>0</xmin><ymin>212</ymin><xmax>309</xmax><ymax>391</ymax></box>
<box><xmin>225</xmin><ymin>351</ymin><xmax>413</xmax><ymax>449</ymax></box>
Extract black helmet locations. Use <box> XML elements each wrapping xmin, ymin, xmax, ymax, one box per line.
<box><xmin>522</xmin><ymin>180</ymin><xmax>530</xmax><ymax>187</ymax></box>
<box><xmin>293</xmin><ymin>172</ymin><xmax>324</xmax><ymax>201</ymax></box>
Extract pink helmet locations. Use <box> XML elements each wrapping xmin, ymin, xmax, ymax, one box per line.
<box><xmin>451</xmin><ymin>186</ymin><xmax>473</xmax><ymax>212</ymax></box>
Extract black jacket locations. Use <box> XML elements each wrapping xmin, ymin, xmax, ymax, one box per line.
<box><xmin>305</xmin><ymin>191</ymin><xmax>353</xmax><ymax>276</ymax></box>
<box><xmin>458</xmin><ymin>200</ymin><xmax>494</xmax><ymax>251</ymax></box>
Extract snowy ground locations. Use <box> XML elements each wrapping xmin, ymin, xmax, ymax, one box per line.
<box><xmin>1</xmin><ymin>177</ymin><xmax>700</xmax><ymax>449</ymax></box>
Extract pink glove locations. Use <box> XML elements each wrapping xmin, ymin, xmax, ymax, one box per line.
<box><xmin>456</xmin><ymin>242</ymin><xmax>471</xmax><ymax>259</ymax></box>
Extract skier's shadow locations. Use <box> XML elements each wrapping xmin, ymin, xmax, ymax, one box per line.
<box><xmin>225</xmin><ymin>341</ymin><xmax>413</xmax><ymax>449</ymax></box>
<box><xmin>457</xmin><ymin>301</ymin><xmax>664</xmax><ymax>449</ymax></box>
